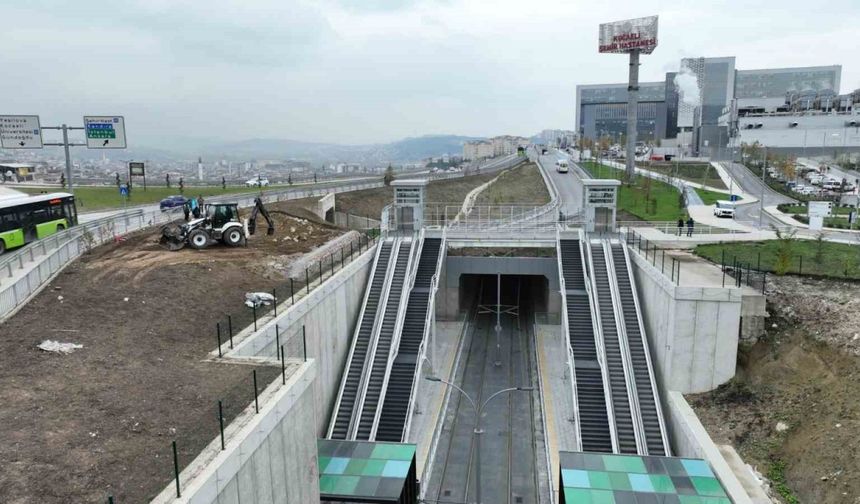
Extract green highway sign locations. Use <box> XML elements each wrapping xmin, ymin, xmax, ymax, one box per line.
<box><xmin>83</xmin><ymin>115</ymin><xmax>126</xmax><ymax>149</ymax></box>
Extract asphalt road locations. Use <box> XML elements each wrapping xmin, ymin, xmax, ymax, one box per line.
<box><xmin>722</xmin><ymin>161</ymin><xmax>859</xmax><ymax>242</ymax></box>
<box><xmin>537</xmin><ymin>150</ymin><xmax>583</xmax><ymax>220</ymax></box>
<box><xmin>427</xmin><ymin>276</ymin><xmax>542</xmax><ymax>504</ymax></box>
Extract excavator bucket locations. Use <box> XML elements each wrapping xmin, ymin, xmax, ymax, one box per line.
<box><xmin>159</xmin><ymin>224</ymin><xmax>186</xmax><ymax>251</ymax></box>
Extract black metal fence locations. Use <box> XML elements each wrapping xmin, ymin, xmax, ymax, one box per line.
<box><xmin>624</xmin><ymin>228</ymin><xmax>683</xmax><ymax>285</ymax></box>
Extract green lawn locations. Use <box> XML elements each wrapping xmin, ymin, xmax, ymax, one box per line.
<box><xmin>637</xmin><ymin>162</ymin><xmax>727</xmax><ymax>190</ymax></box>
<box><xmin>695</xmin><ymin>240</ymin><xmax>860</xmax><ymax>279</ymax></box>
<box><xmin>475</xmin><ymin>162</ymin><xmax>550</xmax><ymax>206</ymax></box>
<box><xmin>21</xmin><ymin>184</ymin><xmax>297</xmax><ymax>211</ymax></box>
<box><xmin>695</xmin><ymin>188</ymin><xmax>739</xmax><ymax>206</ymax></box>
<box><xmin>777</xmin><ymin>204</ymin><xmax>853</xmax><ymax>215</ymax></box>
<box><xmin>580</xmin><ymin>161</ymin><xmax>687</xmax><ymax>221</ymax></box>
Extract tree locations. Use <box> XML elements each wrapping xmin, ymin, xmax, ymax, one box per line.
<box><xmin>383</xmin><ymin>164</ymin><xmax>395</xmax><ymax>186</ymax></box>
<box><xmin>772</xmin><ymin>226</ymin><xmax>798</xmax><ymax>275</ymax></box>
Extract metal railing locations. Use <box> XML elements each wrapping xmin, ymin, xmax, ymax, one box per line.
<box><xmin>623</xmin><ymin>229</ymin><xmax>684</xmax><ymax>285</ymax></box>
<box><xmin>616</xmin><ymin>220</ymin><xmax>743</xmax><ymax>236</ymax></box>
<box><xmin>403</xmin><ymin>229</ymin><xmax>446</xmax><ymax>441</ymax></box>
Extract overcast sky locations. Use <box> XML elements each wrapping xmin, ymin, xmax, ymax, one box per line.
<box><xmin>2</xmin><ymin>0</ymin><xmax>858</xmax><ymax>146</ymax></box>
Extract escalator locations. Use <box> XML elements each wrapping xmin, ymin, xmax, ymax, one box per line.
<box><xmin>589</xmin><ymin>243</ymin><xmax>638</xmax><ymax>454</ymax></box>
<box><xmin>354</xmin><ymin>240</ymin><xmax>414</xmax><ymax>440</ymax></box>
<box><xmin>559</xmin><ymin>239</ymin><xmax>613</xmax><ymax>453</ymax></box>
<box><xmin>610</xmin><ymin>243</ymin><xmax>669</xmax><ymax>456</ymax></box>
<box><xmin>327</xmin><ymin>239</ymin><xmax>395</xmax><ymax>439</ymax></box>
<box><xmin>375</xmin><ymin>237</ymin><xmax>443</xmax><ymax>442</ymax></box>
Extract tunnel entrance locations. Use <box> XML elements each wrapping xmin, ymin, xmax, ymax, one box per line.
<box><xmin>458</xmin><ymin>274</ymin><xmax>549</xmax><ymax>314</ymax></box>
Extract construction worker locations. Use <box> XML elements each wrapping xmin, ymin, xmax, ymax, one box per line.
<box><xmin>686</xmin><ymin>217</ymin><xmax>695</xmax><ymax>237</ymax></box>
<box><xmin>676</xmin><ymin>217</ymin><xmax>684</xmax><ymax>237</ymax></box>
<box><xmin>189</xmin><ymin>196</ymin><xmax>200</xmax><ymax>218</ymax></box>
<box><xmin>183</xmin><ymin>200</ymin><xmax>190</xmax><ymax>221</ymax></box>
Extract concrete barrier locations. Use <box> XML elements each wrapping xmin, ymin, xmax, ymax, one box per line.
<box><xmin>665</xmin><ymin>391</ymin><xmax>755</xmax><ymax>504</ymax></box>
<box><xmin>228</xmin><ymin>246</ymin><xmax>375</xmax><ymax>435</ymax></box>
<box><xmin>629</xmin><ymin>248</ymin><xmax>742</xmax><ymax>393</ymax></box>
<box><xmin>151</xmin><ymin>361</ymin><xmax>320</xmax><ymax>504</ymax></box>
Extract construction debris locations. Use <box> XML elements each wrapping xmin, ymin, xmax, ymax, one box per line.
<box><xmin>38</xmin><ymin>340</ymin><xmax>83</xmax><ymax>354</ymax></box>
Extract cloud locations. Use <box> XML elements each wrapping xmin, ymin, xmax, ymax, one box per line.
<box><xmin>0</xmin><ymin>0</ymin><xmax>858</xmax><ymax>145</ymax></box>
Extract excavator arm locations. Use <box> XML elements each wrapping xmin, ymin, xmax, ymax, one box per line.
<box><xmin>248</xmin><ymin>197</ymin><xmax>275</xmax><ymax>236</ymax></box>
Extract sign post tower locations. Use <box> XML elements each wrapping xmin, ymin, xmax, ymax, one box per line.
<box><xmin>599</xmin><ymin>15</ymin><xmax>659</xmax><ymax>179</ymax></box>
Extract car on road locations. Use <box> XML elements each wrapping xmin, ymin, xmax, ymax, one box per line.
<box><xmin>245</xmin><ymin>177</ymin><xmax>270</xmax><ymax>187</ymax></box>
<box><xmin>713</xmin><ymin>200</ymin><xmax>736</xmax><ymax>218</ymax></box>
<box><xmin>159</xmin><ymin>195</ymin><xmax>187</xmax><ymax>211</ymax></box>
<box><xmin>555</xmin><ymin>159</ymin><xmax>569</xmax><ymax>173</ymax></box>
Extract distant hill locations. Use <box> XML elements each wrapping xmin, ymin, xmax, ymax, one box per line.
<box><xmin>131</xmin><ymin>134</ymin><xmax>484</xmax><ymax>164</ymax></box>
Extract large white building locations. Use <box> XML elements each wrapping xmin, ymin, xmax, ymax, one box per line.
<box><xmin>463</xmin><ymin>136</ymin><xmax>528</xmax><ymax>160</ymax></box>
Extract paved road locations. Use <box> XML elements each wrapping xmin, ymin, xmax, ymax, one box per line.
<box><xmin>537</xmin><ymin>150</ymin><xmax>583</xmax><ymax>220</ymax></box>
<box><xmin>427</xmin><ymin>276</ymin><xmax>544</xmax><ymax>504</ymax></box>
<box><xmin>722</xmin><ymin>161</ymin><xmax>860</xmax><ymax>242</ymax></box>
<box><xmin>721</xmin><ymin>161</ymin><xmax>795</xmax><ymax>227</ymax></box>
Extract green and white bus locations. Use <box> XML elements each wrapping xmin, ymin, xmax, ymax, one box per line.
<box><xmin>0</xmin><ymin>193</ymin><xmax>77</xmax><ymax>253</ymax></box>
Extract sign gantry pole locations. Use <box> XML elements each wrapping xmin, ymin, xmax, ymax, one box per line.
<box><xmin>43</xmin><ymin>124</ymin><xmax>86</xmax><ymax>195</ymax></box>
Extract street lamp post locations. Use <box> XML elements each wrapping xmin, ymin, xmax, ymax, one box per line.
<box><xmin>426</xmin><ymin>376</ymin><xmax>532</xmax><ymax>504</ymax></box>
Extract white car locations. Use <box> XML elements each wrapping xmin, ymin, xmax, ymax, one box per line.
<box><xmin>245</xmin><ymin>177</ymin><xmax>270</xmax><ymax>187</ymax></box>
<box><xmin>713</xmin><ymin>200</ymin><xmax>736</xmax><ymax>218</ymax></box>
<box><xmin>555</xmin><ymin>159</ymin><xmax>569</xmax><ymax>173</ymax></box>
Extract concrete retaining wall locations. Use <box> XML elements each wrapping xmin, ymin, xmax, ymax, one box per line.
<box><xmin>151</xmin><ymin>361</ymin><xmax>320</xmax><ymax>504</ymax></box>
<box><xmin>230</xmin><ymin>246</ymin><xmax>374</xmax><ymax>434</ymax></box>
<box><xmin>665</xmin><ymin>391</ymin><xmax>754</xmax><ymax>504</ymax></box>
<box><xmin>629</xmin><ymin>249</ymin><xmax>742</xmax><ymax>393</ymax></box>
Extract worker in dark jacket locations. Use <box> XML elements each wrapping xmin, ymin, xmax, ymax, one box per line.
<box><xmin>676</xmin><ymin>218</ymin><xmax>684</xmax><ymax>236</ymax></box>
<box><xmin>686</xmin><ymin>217</ymin><xmax>695</xmax><ymax>237</ymax></box>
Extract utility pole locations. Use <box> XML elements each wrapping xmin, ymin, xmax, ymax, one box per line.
<box><xmin>43</xmin><ymin>124</ymin><xmax>86</xmax><ymax>195</ymax></box>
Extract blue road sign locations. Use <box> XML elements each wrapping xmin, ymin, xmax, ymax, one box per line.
<box><xmin>120</xmin><ymin>184</ymin><xmax>129</xmax><ymax>197</ymax></box>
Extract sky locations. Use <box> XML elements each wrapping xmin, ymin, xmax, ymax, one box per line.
<box><xmin>1</xmin><ymin>0</ymin><xmax>858</xmax><ymax>146</ymax></box>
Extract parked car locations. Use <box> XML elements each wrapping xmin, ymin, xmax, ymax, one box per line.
<box><xmin>159</xmin><ymin>195</ymin><xmax>187</xmax><ymax>211</ymax></box>
<box><xmin>245</xmin><ymin>177</ymin><xmax>270</xmax><ymax>187</ymax></box>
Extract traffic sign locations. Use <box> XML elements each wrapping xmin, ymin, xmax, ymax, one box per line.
<box><xmin>0</xmin><ymin>115</ymin><xmax>43</xmax><ymax>149</ymax></box>
<box><xmin>83</xmin><ymin>116</ymin><xmax>127</xmax><ymax>149</ymax></box>
<box><xmin>119</xmin><ymin>184</ymin><xmax>129</xmax><ymax>197</ymax></box>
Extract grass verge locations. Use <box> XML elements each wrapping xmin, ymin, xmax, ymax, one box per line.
<box><xmin>474</xmin><ymin>162</ymin><xmax>550</xmax><ymax>206</ymax></box>
<box><xmin>637</xmin><ymin>161</ymin><xmax>727</xmax><ymax>189</ymax></box>
<box><xmin>581</xmin><ymin>161</ymin><xmax>687</xmax><ymax>222</ymax></box>
<box><xmin>694</xmin><ymin>239</ymin><xmax>860</xmax><ymax>279</ymax></box>
<box><xmin>20</xmin><ymin>185</ymin><xmax>284</xmax><ymax>211</ymax></box>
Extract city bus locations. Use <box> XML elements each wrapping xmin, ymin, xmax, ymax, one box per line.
<box><xmin>0</xmin><ymin>192</ymin><xmax>77</xmax><ymax>253</ymax></box>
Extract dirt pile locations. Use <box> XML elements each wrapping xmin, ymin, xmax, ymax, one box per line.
<box><xmin>689</xmin><ymin>275</ymin><xmax>860</xmax><ymax>504</ymax></box>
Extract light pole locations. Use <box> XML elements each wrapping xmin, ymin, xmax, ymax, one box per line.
<box><xmin>759</xmin><ymin>146</ymin><xmax>767</xmax><ymax>229</ymax></box>
<box><xmin>426</xmin><ymin>376</ymin><xmax>532</xmax><ymax>504</ymax></box>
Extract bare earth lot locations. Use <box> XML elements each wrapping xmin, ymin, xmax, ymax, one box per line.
<box><xmin>0</xmin><ymin>200</ymin><xmax>344</xmax><ymax>503</ymax></box>
<box><xmin>689</xmin><ymin>275</ymin><xmax>860</xmax><ymax>504</ymax></box>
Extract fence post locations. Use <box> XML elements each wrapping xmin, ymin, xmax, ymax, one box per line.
<box><xmin>661</xmin><ymin>250</ymin><xmax>665</xmax><ymax>274</ymax></box>
<box><xmin>218</xmin><ymin>400</ymin><xmax>225</xmax><ymax>450</ymax></box>
<box><xmin>306</xmin><ymin>268</ymin><xmax>310</xmax><ymax>294</ymax></box>
<box><xmin>252</xmin><ymin>370</ymin><xmax>259</xmax><ymax>413</ymax></box>
<box><xmin>350</xmin><ymin>241</ymin><xmax>354</xmax><ymax>261</ymax></box>
<box><xmin>757</xmin><ymin>251</ymin><xmax>761</xmax><ymax>271</ymax></box>
<box><xmin>252</xmin><ymin>305</ymin><xmax>257</xmax><ymax>332</ymax></box>
<box><xmin>280</xmin><ymin>346</ymin><xmax>286</xmax><ymax>385</ymax></box>
<box><xmin>762</xmin><ymin>271</ymin><xmax>767</xmax><ymax>294</ymax></box>
<box><xmin>216</xmin><ymin>323</ymin><xmax>222</xmax><ymax>358</ymax></box>
<box><xmin>275</xmin><ymin>324</ymin><xmax>280</xmax><ymax>359</ymax></box>
<box><xmin>302</xmin><ymin>325</ymin><xmax>307</xmax><ymax>362</ymax></box>
<box><xmin>228</xmin><ymin>316</ymin><xmax>234</xmax><ymax>348</ymax></box>
<box><xmin>172</xmin><ymin>440</ymin><xmax>181</xmax><ymax>498</ymax></box>
<box><xmin>272</xmin><ymin>288</ymin><xmax>277</xmax><ymax>316</ymax></box>
<box><xmin>799</xmin><ymin>255</ymin><xmax>803</xmax><ymax>275</ymax></box>
<box><xmin>677</xmin><ymin>260</ymin><xmax>681</xmax><ymax>285</ymax></box>
<box><xmin>319</xmin><ymin>260</ymin><xmax>322</xmax><ymax>284</ymax></box>
<box><xmin>341</xmin><ymin>247</ymin><xmax>344</xmax><ymax>270</ymax></box>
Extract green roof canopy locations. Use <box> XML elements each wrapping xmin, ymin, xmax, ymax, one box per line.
<box><xmin>318</xmin><ymin>439</ymin><xmax>418</xmax><ymax>503</ymax></box>
<box><xmin>559</xmin><ymin>452</ymin><xmax>732</xmax><ymax>504</ymax></box>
